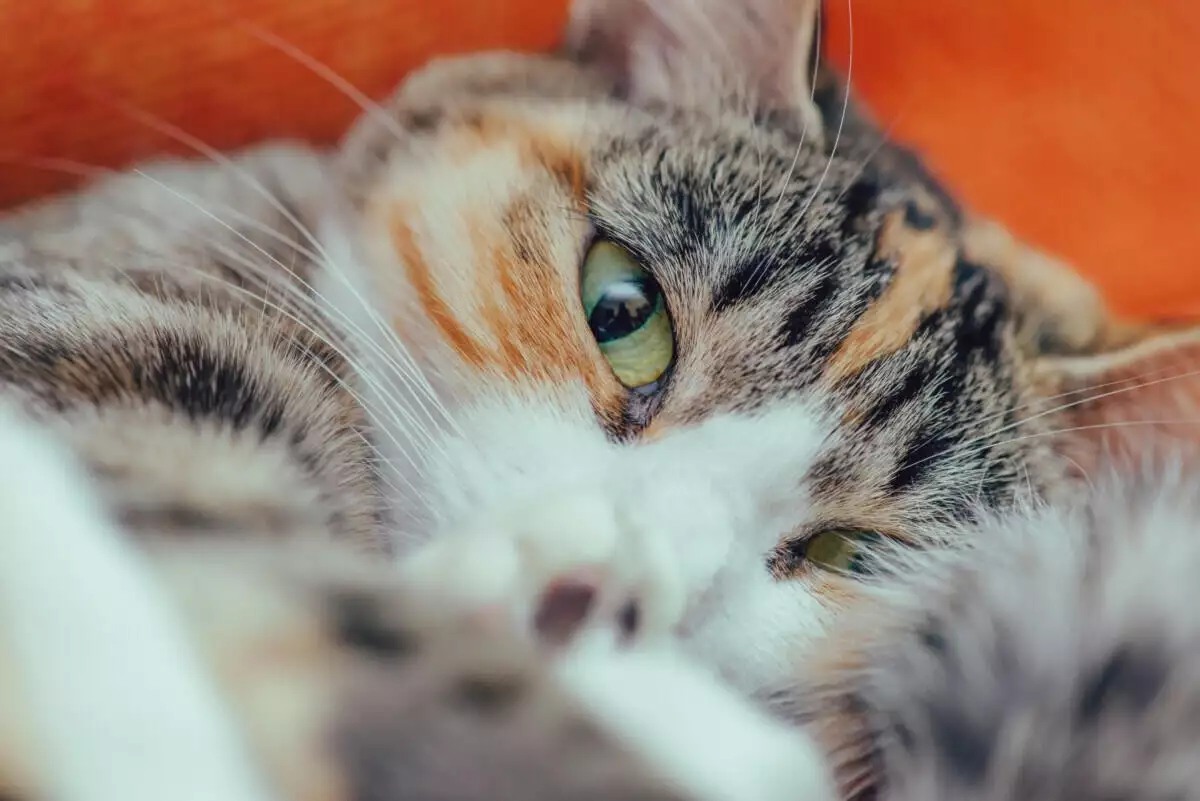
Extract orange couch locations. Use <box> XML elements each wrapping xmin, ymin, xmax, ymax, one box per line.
<box><xmin>2</xmin><ymin>1</ymin><xmax>1195</xmax><ymax>316</ymax></box>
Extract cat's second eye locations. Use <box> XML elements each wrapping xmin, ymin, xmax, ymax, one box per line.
<box><xmin>580</xmin><ymin>240</ymin><xmax>674</xmax><ymax>390</ymax></box>
<box><xmin>803</xmin><ymin>529</ymin><xmax>879</xmax><ymax>575</ymax></box>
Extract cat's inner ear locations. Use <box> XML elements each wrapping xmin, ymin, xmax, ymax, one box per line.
<box><xmin>565</xmin><ymin>0</ymin><xmax>824</xmax><ymax>135</ymax></box>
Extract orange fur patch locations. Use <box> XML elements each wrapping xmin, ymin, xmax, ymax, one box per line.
<box><xmin>445</xmin><ymin>110</ymin><xmax>588</xmax><ymax>205</ymax></box>
<box><xmin>385</xmin><ymin>121</ymin><xmax>626</xmax><ymax>420</ymax></box>
<box><xmin>478</xmin><ymin>214</ymin><xmax>625</xmax><ymax>421</ymax></box>
<box><xmin>390</xmin><ymin>216</ymin><xmax>489</xmax><ymax>371</ymax></box>
<box><xmin>378</xmin><ymin>109</ymin><xmax>635</xmax><ymax>423</ymax></box>
<box><xmin>476</xmin><ymin>222</ymin><xmax>583</xmax><ymax>383</ymax></box>
<box><xmin>825</xmin><ymin>211</ymin><xmax>957</xmax><ymax>383</ymax></box>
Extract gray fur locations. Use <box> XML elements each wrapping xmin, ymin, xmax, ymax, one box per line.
<box><xmin>0</xmin><ymin>145</ymin><xmax>387</xmax><ymax>549</ymax></box>
<box><xmin>797</xmin><ymin>466</ymin><xmax>1200</xmax><ymax>801</ymax></box>
<box><xmin>345</xmin><ymin>46</ymin><xmax>1062</xmax><ymax>546</ymax></box>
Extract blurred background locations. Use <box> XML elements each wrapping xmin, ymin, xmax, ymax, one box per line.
<box><xmin>1</xmin><ymin>0</ymin><xmax>1195</xmax><ymax>317</ymax></box>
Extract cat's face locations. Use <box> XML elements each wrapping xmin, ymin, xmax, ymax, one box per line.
<box><xmin>315</xmin><ymin>0</ymin><xmax>1200</xmax><ymax>691</ymax></box>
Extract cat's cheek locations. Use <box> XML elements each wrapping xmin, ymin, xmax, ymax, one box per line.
<box><xmin>333</xmin><ymin>107</ymin><xmax>632</xmax><ymax>424</ymax></box>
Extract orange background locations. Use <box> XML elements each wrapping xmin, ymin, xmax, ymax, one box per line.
<box><xmin>1</xmin><ymin>1</ymin><xmax>1196</xmax><ymax>316</ymax></box>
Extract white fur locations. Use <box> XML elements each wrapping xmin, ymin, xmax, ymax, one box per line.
<box><xmin>320</xmin><ymin>184</ymin><xmax>842</xmax><ymax>687</ymax></box>
<box><xmin>397</xmin><ymin>380</ymin><xmax>837</xmax><ymax>693</ymax></box>
<box><xmin>0</xmin><ymin>406</ymin><xmax>269</xmax><ymax>801</ymax></box>
<box><xmin>557</xmin><ymin>645</ymin><xmax>834</xmax><ymax>801</ymax></box>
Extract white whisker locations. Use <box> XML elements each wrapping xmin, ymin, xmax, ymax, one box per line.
<box><xmin>901</xmin><ymin>366</ymin><xmax>1200</xmax><ymax>474</ymax></box>
<box><xmin>933</xmin><ymin>419</ymin><xmax>1200</xmax><ymax>476</ymax></box>
<box><xmin>99</xmin><ymin>99</ymin><xmax>459</xmax><ymax>438</ymax></box>
<box><xmin>127</xmin><ymin>169</ymin><xmax>454</xmax><ymax>454</ymax></box>
<box><xmin>774</xmin><ymin>0</ymin><xmax>853</xmax><ymax>263</ymax></box>
<box><xmin>744</xmin><ymin>0</ymin><xmax>829</xmax><ymax>291</ymax></box>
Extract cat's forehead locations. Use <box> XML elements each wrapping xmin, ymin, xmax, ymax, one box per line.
<box><xmin>587</xmin><ymin>108</ymin><xmax>870</xmax><ymax>286</ymax></box>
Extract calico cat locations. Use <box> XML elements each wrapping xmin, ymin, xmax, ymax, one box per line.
<box><xmin>1</xmin><ymin>0</ymin><xmax>1199</xmax><ymax>799</ymax></box>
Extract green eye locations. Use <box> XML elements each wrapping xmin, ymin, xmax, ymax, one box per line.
<box><xmin>580</xmin><ymin>240</ymin><xmax>675</xmax><ymax>389</ymax></box>
<box><xmin>803</xmin><ymin>529</ymin><xmax>879</xmax><ymax>575</ymax></box>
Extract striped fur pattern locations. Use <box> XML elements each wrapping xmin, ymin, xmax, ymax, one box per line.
<box><xmin>2</xmin><ymin>0</ymin><xmax>1200</xmax><ymax>799</ymax></box>
<box><xmin>794</xmin><ymin>465</ymin><xmax>1200</xmax><ymax>801</ymax></box>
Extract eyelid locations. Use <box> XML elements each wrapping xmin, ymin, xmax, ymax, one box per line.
<box><xmin>580</xmin><ymin>223</ymin><xmax>659</xmax><ymax>283</ymax></box>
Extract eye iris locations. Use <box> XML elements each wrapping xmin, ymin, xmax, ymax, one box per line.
<box><xmin>579</xmin><ymin>240</ymin><xmax>675</xmax><ymax>390</ymax></box>
<box><xmin>587</xmin><ymin>279</ymin><xmax>661</xmax><ymax>344</ymax></box>
<box><xmin>804</xmin><ymin>529</ymin><xmax>878</xmax><ymax>575</ymax></box>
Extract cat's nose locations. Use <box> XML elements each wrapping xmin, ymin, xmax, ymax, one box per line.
<box><xmin>534</xmin><ymin>575</ymin><xmax>599</xmax><ymax>645</ymax></box>
<box><xmin>534</xmin><ymin>569</ymin><xmax>642</xmax><ymax>647</ymax></box>
<box><xmin>400</xmin><ymin>487</ymin><xmax>686</xmax><ymax>653</ymax></box>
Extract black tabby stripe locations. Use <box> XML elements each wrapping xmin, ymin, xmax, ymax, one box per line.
<box><xmin>1076</xmin><ymin>645</ymin><xmax>1169</xmax><ymax>725</ymax></box>
<box><xmin>140</xmin><ymin>331</ymin><xmax>286</xmax><ymax>437</ymax></box>
<box><xmin>0</xmin><ymin>328</ymin><xmax>292</xmax><ymax>442</ymax></box>
<box><xmin>711</xmin><ymin>235</ymin><xmax>840</xmax><ymax>313</ymax></box>
<box><xmin>329</xmin><ymin>590</ymin><xmax>419</xmax><ymax>660</ymax></box>
<box><xmin>712</xmin><ymin>256</ymin><xmax>784</xmax><ymax>313</ymax></box>
<box><xmin>886</xmin><ymin>254</ymin><xmax>1012</xmax><ymax>496</ymax></box>
<box><xmin>778</xmin><ymin>271</ymin><xmax>840</xmax><ymax>349</ymax></box>
<box><xmin>888</xmin><ymin>428</ymin><xmax>956</xmax><ymax>495</ymax></box>
<box><xmin>839</xmin><ymin>175</ymin><xmax>882</xmax><ymax>238</ymax></box>
<box><xmin>861</xmin><ymin>363</ymin><xmax>935</xmax><ymax>431</ymax></box>
<box><xmin>902</xmin><ymin>199</ymin><xmax>937</xmax><ymax>231</ymax></box>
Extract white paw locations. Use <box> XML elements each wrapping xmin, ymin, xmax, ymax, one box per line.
<box><xmin>399</xmin><ymin>488</ymin><xmax>686</xmax><ymax>650</ymax></box>
<box><xmin>557</xmin><ymin>646</ymin><xmax>836</xmax><ymax>801</ymax></box>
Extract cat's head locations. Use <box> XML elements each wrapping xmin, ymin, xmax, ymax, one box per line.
<box><xmin>315</xmin><ymin>0</ymin><xmax>1200</xmax><ymax>690</ymax></box>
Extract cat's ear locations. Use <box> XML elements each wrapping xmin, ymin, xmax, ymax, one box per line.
<box><xmin>964</xmin><ymin>217</ymin><xmax>1200</xmax><ymax>471</ymax></box>
<box><xmin>967</xmin><ymin>215</ymin><xmax>1200</xmax><ymax>471</ymax></box>
<box><xmin>960</xmin><ymin>217</ymin><xmax>1150</xmax><ymax>357</ymax></box>
<box><xmin>565</xmin><ymin>0</ymin><xmax>824</xmax><ymax>134</ymax></box>
<box><xmin>1035</xmin><ymin>328</ymin><xmax>1200</xmax><ymax>475</ymax></box>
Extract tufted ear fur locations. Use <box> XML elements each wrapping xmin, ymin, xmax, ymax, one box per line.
<box><xmin>565</xmin><ymin>0</ymin><xmax>824</xmax><ymax>137</ymax></box>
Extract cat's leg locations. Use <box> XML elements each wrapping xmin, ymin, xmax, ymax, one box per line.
<box><xmin>391</xmin><ymin>401</ymin><xmax>826</xmax><ymax>661</ymax></box>
<box><xmin>0</xmin><ymin>402</ymin><xmax>270</xmax><ymax>801</ymax></box>
<box><xmin>175</xmin><ymin>550</ymin><xmax>834</xmax><ymax>801</ymax></box>
<box><xmin>160</xmin><ymin>545</ymin><xmax>835</xmax><ymax>801</ymax></box>
<box><xmin>559</xmin><ymin>646</ymin><xmax>835</xmax><ymax>801</ymax></box>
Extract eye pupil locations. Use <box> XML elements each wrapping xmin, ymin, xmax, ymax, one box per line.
<box><xmin>587</xmin><ymin>279</ymin><xmax>660</xmax><ymax>344</ymax></box>
<box><xmin>579</xmin><ymin>240</ymin><xmax>674</xmax><ymax>389</ymax></box>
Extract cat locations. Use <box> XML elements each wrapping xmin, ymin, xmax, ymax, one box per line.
<box><xmin>7</xmin><ymin>396</ymin><xmax>1200</xmax><ymax>801</ymax></box>
<box><xmin>2</xmin><ymin>0</ymin><xmax>1199</xmax><ymax>799</ymax></box>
